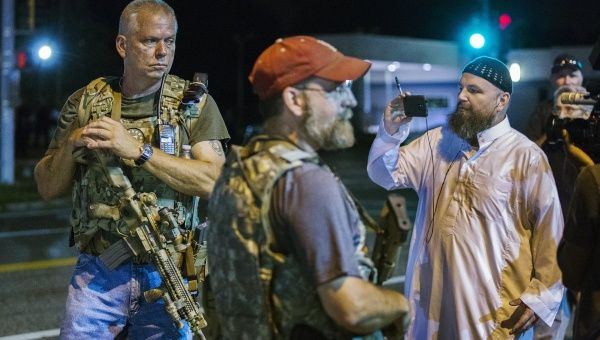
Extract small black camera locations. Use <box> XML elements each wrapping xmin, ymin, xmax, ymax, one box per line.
<box><xmin>403</xmin><ymin>95</ymin><xmax>428</xmax><ymax>117</ymax></box>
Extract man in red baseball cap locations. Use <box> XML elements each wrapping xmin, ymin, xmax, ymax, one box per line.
<box><xmin>248</xmin><ymin>35</ymin><xmax>371</xmax><ymax>150</ymax></box>
<box><xmin>206</xmin><ymin>36</ymin><xmax>409</xmax><ymax>339</ymax></box>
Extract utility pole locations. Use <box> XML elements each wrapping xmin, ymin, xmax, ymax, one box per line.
<box><xmin>1</xmin><ymin>0</ymin><xmax>16</xmax><ymax>184</ymax></box>
<box><xmin>481</xmin><ymin>0</ymin><xmax>489</xmax><ymax>22</ymax></box>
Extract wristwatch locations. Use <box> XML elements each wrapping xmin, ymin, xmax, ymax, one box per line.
<box><xmin>134</xmin><ymin>143</ymin><xmax>153</xmax><ymax>167</ymax></box>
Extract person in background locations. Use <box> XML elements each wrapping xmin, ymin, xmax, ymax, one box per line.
<box><xmin>526</xmin><ymin>53</ymin><xmax>584</xmax><ymax>145</ymax></box>
<box><xmin>558</xmin><ymin>162</ymin><xmax>600</xmax><ymax>340</ymax></box>
<box><xmin>535</xmin><ymin>83</ymin><xmax>596</xmax><ymax>340</ymax></box>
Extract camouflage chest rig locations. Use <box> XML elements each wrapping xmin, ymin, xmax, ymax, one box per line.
<box><xmin>71</xmin><ymin>74</ymin><xmax>207</xmax><ymax>257</ymax></box>
<box><xmin>207</xmin><ymin>136</ymin><xmax>376</xmax><ymax>340</ymax></box>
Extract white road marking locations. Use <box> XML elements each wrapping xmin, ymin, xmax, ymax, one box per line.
<box><xmin>0</xmin><ymin>328</ymin><xmax>60</xmax><ymax>340</ymax></box>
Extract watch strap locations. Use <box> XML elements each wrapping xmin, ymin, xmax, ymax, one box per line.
<box><xmin>134</xmin><ymin>144</ymin><xmax>153</xmax><ymax>166</ymax></box>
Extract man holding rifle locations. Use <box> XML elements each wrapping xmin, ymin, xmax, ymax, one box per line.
<box><xmin>34</xmin><ymin>0</ymin><xmax>229</xmax><ymax>338</ymax></box>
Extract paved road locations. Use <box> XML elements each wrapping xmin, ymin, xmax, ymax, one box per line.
<box><xmin>0</xmin><ymin>141</ymin><xmax>418</xmax><ymax>338</ymax></box>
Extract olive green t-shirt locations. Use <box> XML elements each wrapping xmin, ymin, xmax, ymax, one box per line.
<box><xmin>46</xmin><ymin>76</ymin><xmax>229</xmax><ymax>154</ymax></box>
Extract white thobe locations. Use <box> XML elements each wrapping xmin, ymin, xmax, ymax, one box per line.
<box><xmin>367</xmin><ymin>117</ymin><xmax>564</xmax><ymax>339</ymax></box>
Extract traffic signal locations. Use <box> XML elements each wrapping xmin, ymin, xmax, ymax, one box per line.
<box><xmin>17</xmin><ymin>51</ymin><xmax>27</xmax><ymax>70</ymax></box>
<box><xmin>460</xmin><ymin>13</ymin><xmax>514</xmax><ymax>60</ymax></box>
<box><xmin>497</xmin><ymin>13</ymin><xmax>513</xmax><ymax>60</ymax></box>
<box><xmin>469</xmin><ymin>33</ymin><xmax>486</xmax><ymax>49</ymax></box>
<box><xmin>498</xmin><ymin>14</ymin><xmax>512</xmax><ymax>31</ymax></box>
<box><xmin>461</xmin><ymin>17</ymin><xmax>497</xmax><ymax>57</ymax></box>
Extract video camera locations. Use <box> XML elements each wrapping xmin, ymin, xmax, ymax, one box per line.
<box><xmin>545</xmin><ymin>38</ymin><xmax>600</xmax><ymax>162</ymax></box>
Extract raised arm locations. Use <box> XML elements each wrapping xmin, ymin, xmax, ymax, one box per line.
<box><xmin>367</xmin><ymin>95</ymin><xmax>413</xmax><ymax>190</ymax></box>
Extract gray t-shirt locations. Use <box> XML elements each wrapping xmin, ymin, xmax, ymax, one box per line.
<box><xmin>269</xmin><ymin>162</ymin><xmax>362</xmax><ymax>286</ymax></box>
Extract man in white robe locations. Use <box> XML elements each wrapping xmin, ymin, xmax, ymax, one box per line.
<box><xmin>367</xmin><ymin>56</ymin><xmax>564</xmax><ymax>339</ymax></box>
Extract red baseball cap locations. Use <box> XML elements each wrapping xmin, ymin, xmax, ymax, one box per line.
<box><xmin>249</xmin><ymin>36</ymin><xmax>371</xmax><ymax>100</ymax></box>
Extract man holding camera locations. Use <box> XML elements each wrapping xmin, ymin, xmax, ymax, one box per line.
<box><xmin>529</xmin><ymin>84</ymin><xmax>595</xmax><ymax>339</ymax></box>
<box><xmin>526</xmin><ymin>54</ymin><xmax>585</xmax><ymax>145</ymax></box>
<box><xmin>542</xmin><ymin>84</ymin><xmax>595</xmax><ymax>210</ymax></box>
<box><xmin>368</xmin><ymin>56</ymin><xmax>564</xmax><ymax>338</ymax></box>
<box><xmin>556</xmin><ymin>42</ymin><xmax>600</xmax><ymax>340</ymax></box>
<box><xmin>525</xmin><ymin>54</ymin><xmax>592</xmax><ymax>340</ymax></box>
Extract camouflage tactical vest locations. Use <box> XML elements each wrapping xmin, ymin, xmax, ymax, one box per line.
<box><xmin>71</xmin><ymin>75</ymin><xmax>206</xmax><ymax>254</ymax></box>
<box><xmin>207</xmin><ymin>136</ymin><xmax>377</xmax><ymax>339</ymax></box>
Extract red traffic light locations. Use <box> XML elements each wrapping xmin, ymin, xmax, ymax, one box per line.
<box><xmin>17</xmin><ymin>51</ymin><xmax>27</xmax><ymax>70</ymax></box>
<box><xmin>499</xmin><ymin>14</ymin><xmax>512</xmax><ymax>30</ymax></box>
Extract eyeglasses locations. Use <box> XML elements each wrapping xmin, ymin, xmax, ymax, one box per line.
<box><xmin>296</xmin><ymin>80</ymin><xmax>353</xmax><ymax>101</ymax></box>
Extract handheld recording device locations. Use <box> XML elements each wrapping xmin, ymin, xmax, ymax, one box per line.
<box><xmin>394</xmin><ymin>77</ymin><xmax>428</xmax><ymax>117</ymax></box>
<box><xmin>404</xmin><ymin>95</ymin><xmax>428</xmax><ymax>117</ymax></box>
<box><xmin>157</xmin><ymin>124</ymin><xmax>176</xmax><ymax>155</ymax></box>
<box><xmin>156</xmin><ymin>74</ymin><xmax>176</xmax><ymax>155</ymax></box>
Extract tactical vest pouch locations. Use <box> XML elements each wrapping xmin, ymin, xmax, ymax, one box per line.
<box><xmin>207</xmin><ymin>140</ymin><xmax>312</xmax><ymax>338</ymax></box>
<box><xmin>71</xmin><ymin>74</ymin><xmax>205</xmax><ymax>254</ymax></box>
<box><xmin>208</xmin><ymin>137</ymin><xmax>370</xmax><ymax>339</ymax></box>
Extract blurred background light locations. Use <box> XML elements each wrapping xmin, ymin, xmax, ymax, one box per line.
<box><xmin>509</xmin><ymin>62</ymin><xmax>521</xmax><ymax>82</ymax></box>
<box><xmin>37</xmin><ymin>44</ymin><xmax>52</xmax><ymax>60</ymax></box>
<box><xmin>469</xmin><ymin>33</ymin><xmax>485</xmax><ymax>49</ymax></box>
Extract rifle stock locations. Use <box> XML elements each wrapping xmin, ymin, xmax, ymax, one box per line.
<box><xmin>372</xmin><ymin>193</ymin><xmax>413</xmax><ymax>285</ymax></box>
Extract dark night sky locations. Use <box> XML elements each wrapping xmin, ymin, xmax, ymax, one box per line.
<box><xmin>18</xmin><ymin>0</ymin><xmax>600</xmax><ymax>141</ymax></box>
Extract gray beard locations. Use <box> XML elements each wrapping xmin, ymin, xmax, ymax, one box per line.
<box><xmin>448</xmin><ymin>106</ymin><xmax>496</xmax><ymax>144</ymax></box>
<box><xmin>304</xmin><ymin>107</ymin><xmax>355</xmax><ymax>150</ymax></box>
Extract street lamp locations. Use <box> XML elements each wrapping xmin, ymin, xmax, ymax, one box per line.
<box><xmin>38</xmin><ymin>44</ymin><xmax>52</xmax><ymax>60</ymax></box>
<box><xmin>29</xmin><ymin>38</ymin><xmax>59</xmax><ymax>67</ymax></box>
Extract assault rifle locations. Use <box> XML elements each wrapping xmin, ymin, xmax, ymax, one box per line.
<box><xmin>354</xmin><ymin>192</ymin><xmax>412</xmax><ymax>339</ymax></box>
<box><xmin>371</xmin><ymin>193</ymin><xmax>412</xmax><ymax>285</ymax></box>
<box><xmin>350</xmin><ymin>189</ymin><xmax>412</xmax><ymax>285</ymax></box>
<box><xmin>97</xmin><ymin>160</ymin><xmax>208</xmax><ymax>338</ymax></box>
<box><xmin>367</xmin><ymin>193</ymin><xmax>413</xmax><ymax>339</ymax></box>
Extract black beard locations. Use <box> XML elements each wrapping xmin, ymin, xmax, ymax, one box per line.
<box><xmin>448</xmin><ymin>105</ymin><xmax>496</xmax><ymax>145</ymax></box>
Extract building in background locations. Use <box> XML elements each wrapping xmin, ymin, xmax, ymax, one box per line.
<box><xmin>319</xmin><ymin>34</ymin><xmax>597</xmax><ymax>136</ymax></box>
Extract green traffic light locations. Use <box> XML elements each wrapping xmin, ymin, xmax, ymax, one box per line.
<box><xmin>469</xmin><ymin>33</ymin><xmax>486</xmax><ymax>49</ymax></box>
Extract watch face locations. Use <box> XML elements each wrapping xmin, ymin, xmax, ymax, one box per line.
<box><xmin>128</xmin><ymin>128</ymin><xmax>145</xmax><ymax>143</ymax></box>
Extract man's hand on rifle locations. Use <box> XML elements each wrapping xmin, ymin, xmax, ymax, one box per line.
<box><xmin>82</xmin><ymin>116</ymin><xmax>143</xmax><ymax>160</ymax></box>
